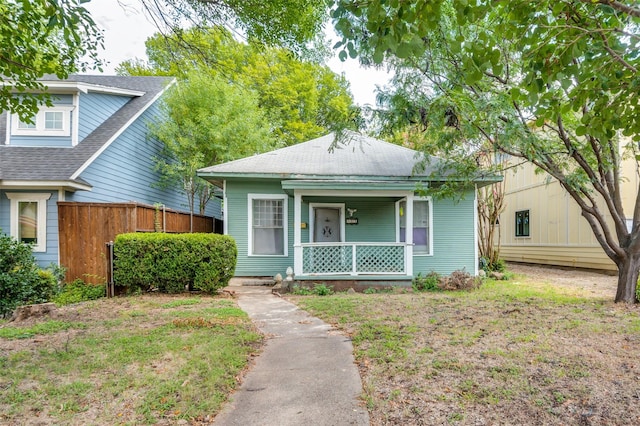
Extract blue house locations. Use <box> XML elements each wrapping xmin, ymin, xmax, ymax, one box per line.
<box><xmin>0</xmin><ymin>75</ymin><xmax>219</xmax><ymax>272</ymax></box>
<box><xmin>198</xmin><ymin>132</ymin><xmax>499</xmax><ymax>288</ymax></box>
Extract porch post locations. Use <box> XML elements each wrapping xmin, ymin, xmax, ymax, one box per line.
<box><xmin>294</xmin><ymin>191</ymin><xmax>303</xmax><ymax>276</ymax></box>
<box><xmin>474</xmin><ymin>184</ymin><xmax>479</xmax><ymax>276</ymax></box>
<box><xmin>406</xmin><ymin>193</ymin><xmax>414</xmax><ymax>276</ymax></box>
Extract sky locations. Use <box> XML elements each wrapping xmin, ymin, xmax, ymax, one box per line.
<box><xmin>84</xmin><ymin>0</ymin><xmax>390</xmax><ymax>107</ymax></box>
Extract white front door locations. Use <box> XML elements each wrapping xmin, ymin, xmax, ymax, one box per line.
<box><xmin>313</xmin><ymin>207</ymin><xmax>341</xmax><ymax>243</ymax></box>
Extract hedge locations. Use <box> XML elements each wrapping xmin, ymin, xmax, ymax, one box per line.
<box><xmin>113</xmin><ymin>233</ymin><xmax>237</xmax><ymax>294</ymax></box>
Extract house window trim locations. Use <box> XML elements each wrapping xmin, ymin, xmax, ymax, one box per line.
<box><xmin>11</xmin><ymin>105</ymin><xmax>74</xmax><ymax>137</ymax></box>
<box><xmin>5</xmin><ymin>192</ymin><xmax>52</xmax><ymax>252</ymax></box>
<box><xmin>247</xmin><ymin>193</ymin><xmax>288</xmax><ymax>257</ymax></box>
<box><xmin>515</xmin><ymin>209</ymin><xmax>530</xmax><ymax>238</ymax></box>
<box><xmin>397</xmin><ymin>196</ymin><xmax>433</xmax><ymax>256</ymax></box>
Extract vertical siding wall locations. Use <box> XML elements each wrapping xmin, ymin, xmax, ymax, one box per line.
<box><xmin>500</xmin><ymin>161</ymin><xmax>616</xmax><ymax>270</ymax></box>
<box><xmin>58</xmin><ymin>202</ymin><xmax>215</xmax><ymax>283</ymax></box>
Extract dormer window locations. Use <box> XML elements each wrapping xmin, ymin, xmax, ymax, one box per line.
<box><xmin>11</xmin><ymin>106</ymin><xmax>73</xmax><ymax>137</ymax></box>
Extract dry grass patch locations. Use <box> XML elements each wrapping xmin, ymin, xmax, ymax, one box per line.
<box><xmin>293</xmin><ymin>277</ymin><xmax>640</xmax><ymax>425</ymax></box>
<box><xmin>0</xmin><ymin>294</ymin><xmax>262</xmax><ymax>425</ymax></box>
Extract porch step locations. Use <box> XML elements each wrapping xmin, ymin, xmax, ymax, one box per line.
<box><xmin>228</xmin><ymin>278</ymin><xmax>275</xmax><ymax>287</ymax></box>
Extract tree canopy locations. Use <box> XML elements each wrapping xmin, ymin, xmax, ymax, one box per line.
<box><xmin>119</xmin><ymin>27</ymin><xmax>359</xmax><ymax>146</ymax></box>
<box><xmin>0</xmin><ymin>0</ymin><xmax>104</xmax><ymax>120</ymax></box>
<box><xmin>1</xmin><ymin>0</ymin><xmax>328</xmax><ymax>119</ymax></box>
<box><xmin>331</xmin><ymin>0</ymin><xmax>640</xmax><ymax>302</ymax></box>
<box><xmin>151</xmin><ymin>71</ymin><xmax>274</xmax><ymax>215</ymax></box>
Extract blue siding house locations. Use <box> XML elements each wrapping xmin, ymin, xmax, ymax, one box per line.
<box><xmin>198</xmin><ymin>132</ymin><xmax>500</xmax><ymax>288</ymax></box>
<box><xmin>0</xmin><ymin>75</ymin><xmax>219</xmax><ymax>269</ymax></box>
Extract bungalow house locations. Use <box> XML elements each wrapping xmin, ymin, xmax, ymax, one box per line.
<box><xmin>499</xmin><ymin>152</ymin><xmax>638</xmax><ymax>272</ymax></box>
<box><xmin>0</xmin><ymin>75</ymin><xmax>220</xmax><ymax>280</ymax></box>
<box><xmin>198</xmin><ymin>132</ymin><xmax>500</xmax><ymax>287</ymax></box>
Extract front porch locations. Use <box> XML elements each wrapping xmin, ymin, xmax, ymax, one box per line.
<box><xmin>288</xmin><ymin>183</ymin><xmax>425</xmax><ymax>281</ymax></box>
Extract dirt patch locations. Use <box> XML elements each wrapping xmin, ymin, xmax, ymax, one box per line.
<box><xmin>507</xmin><ymin>262</ymin><xmax>618</xmax><ymax>299</ymax></box>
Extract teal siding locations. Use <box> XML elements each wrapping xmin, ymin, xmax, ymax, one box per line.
<box><xmin>79</xmin><ymin>92</ymin><xmax>131</xmax><ymax>141</ymax></box>
<box><xmin>303</xmin><ymin>197</ymin><xmax>396</xmax><ymax>243</ymax></box>
<box><xmin>413</xmin><ymin>190</ymin><xmax>476</xmax><ymax>276</ymax></box>
<box><xmin>226</xmin><ymin>180</ymin><xmax>293</xmax><ymax>277</ymax></box>
<box><xmin>0</xmin><ymin>189</ymin><xmax>59</xmax><ymax>267</ymax></box>
<box><xmin>70</xmin><ymin>102</ymin><xmax>220</xmax><ymax>219</ymax></box>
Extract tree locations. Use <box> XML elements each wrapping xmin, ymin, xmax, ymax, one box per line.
<box><xmin>2</xmin><ymin>0</ymin><xmax>326</xmax><ymax>120</ymax></box>
<box><xmin>150</xmin><ymin>71</ymin><xmax>274</xmax><ymax>216</ymax></box>
<box><xmin>331</xmin><ymin>1</ymin><xmax>640</xmax><ymax>302</ymax></box>
<box><xmin>0</xmin><ymin>0</ymin><xmax>104</xmax><ymax>120</ymax></box>
<box><xmin>137</xmin><ymin>0</ymin><xmax>326</xmax><ymax>52</ymax></box>
<box><xmin>119</xmin><ymin>27</ymin><xmax>359</xmax><ymax>146</ymax></box>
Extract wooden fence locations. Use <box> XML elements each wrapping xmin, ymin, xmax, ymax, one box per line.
<box><xmin>58</xmin><ymin>202</ymin><xmax>221</xmax><ymax>284</ymax></box>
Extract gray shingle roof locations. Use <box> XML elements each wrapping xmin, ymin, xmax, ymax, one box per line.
<box><xmin>0</xmin><ymin>75</ymin><xmax>173</xmax><ymax>186</ymax></box>
<box><xmin>198</xmin><ymin>132</ymin><xmax>440</xmax><ymax>179</ymax></box>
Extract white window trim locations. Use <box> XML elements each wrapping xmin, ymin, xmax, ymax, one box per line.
<box><xmin>309</xmin><ymin>203</ymin><xmax>345</xmax><ymax>243</ymax></box>
<box><xmin>247</xmin><ymin>193</ymin><xmax>288</xmax><ymax>257</ymax></box>
<box><xmin>11</xmin><ymin>105</ymin><xmax>74</xmax><ymax>137</ymax></box>
<box><xmin>5</xmin><ymin>193</ymin><xmax>52</xmax><ymax>252</ymax></box>
<box><xmin>396</xmin><ymin>196</ymin><xmax>433</xmax><ymax>256</ymax></box>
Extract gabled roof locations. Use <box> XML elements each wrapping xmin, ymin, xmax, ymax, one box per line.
<box><xmin>199</xmin><ymin>132</ymin><xmax>439</xmax><ymax>179</ymax></box>
<box><xmin>0</xmin><ymin>75</ymin><xmax>174</xmax><ymax>189</ymax></box>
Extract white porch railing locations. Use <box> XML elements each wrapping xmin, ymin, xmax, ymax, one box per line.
<box><xmin>301</xmin><ymin>242</ymin><xmax>407</xmax><ymax>276</ymax></box>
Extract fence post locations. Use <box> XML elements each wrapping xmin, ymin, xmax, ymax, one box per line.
<box><xmin>106</xmin><ymin>241</ymin><xmax>115</xmax><ymax>297</ymax></box>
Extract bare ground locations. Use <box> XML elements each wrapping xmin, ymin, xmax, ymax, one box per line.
<box><xmin>507</xmin><ymin>262</ymin><xmax>618</xmax><ymax>299</ymax></box>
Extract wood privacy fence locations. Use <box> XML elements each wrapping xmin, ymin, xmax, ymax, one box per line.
<box><xmin>58</xmin><ymin>202</ymin><xmax>220</xmax><ymax>284</ymax></box>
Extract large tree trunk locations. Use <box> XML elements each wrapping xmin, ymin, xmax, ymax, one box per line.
<box><xmin>615</xmin><ymin>254</ymin><xmax>640</xmax><ymax>303</ymax></box>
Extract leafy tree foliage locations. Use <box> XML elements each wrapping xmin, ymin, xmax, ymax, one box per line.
<box><xmin>138</xmin><ymin>0</ymin><xmax>326</xmax><ymax>52</ymax></box>
<box><xmin>331</xmin><ymin>0</ymin><xmax>640</xmax><ymax>302</ymax></box>
<box><xmin>0</xmin><ymin>0</ymin><xmax>103</xmax><ymax>120</ymax></box>
<box><xmin>119</xmin><ymin>27</ymin><xmax>358</xmax><ymax>146</ymax></box>
<box><xmin>0</xmin><ymin>231</ymin><xmax>57</xmax><ymax>318</ymax></box>
<box><xmin>2</xmin><ymin>0</ymin><xmax>326</xmax><ymax>120</ymax></box>
<box><xmin>150</xmin><ymin>71</ymin><xmax>274</xmax><ymax>215</ymax></box>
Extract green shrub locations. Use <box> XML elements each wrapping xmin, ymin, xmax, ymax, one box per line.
<box><xmin>0</xmin><ymin>232</ymin><xmax>53</xmax><ymax>318</ymax></box>
<box><xmin>412</xmin><ymin>271</ymin><xmax>441</xmax><ymax>292</ymax></box>
<box><xmin>291</xmin><ymin>285</ymin><xmax>313</xmax><ymax>295</ymax></box>
<box><xmin>312</xmin><ymin>283</ymin><xmax>334</xmax><ymax>296</ymax></box>
<box><xmin>113</xmin><ymin>233</ymin><xmax>237</xmax><ymax>294</ymax></box>
<box><xmin>53</xmin><ymin>279</ymin><xmax>106</xmax><ymax>306</ymax></box>
<box><xmin>479</xmin><ymin>257</ymin><xmax>506</xmax><ymax>273</ymax></box>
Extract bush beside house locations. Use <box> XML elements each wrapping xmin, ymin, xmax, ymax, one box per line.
<box><xmin>113</xmin><ymin>233</ymin><xmax>237</xmax><ymax>294</ymax></box>
<box><xmin>0</xmin><ymin>232</ymin><xmax>58</xmax><ymax>318</ymax></box>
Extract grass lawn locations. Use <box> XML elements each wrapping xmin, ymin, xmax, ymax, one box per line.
<box><xmin>292</xmin><ymin>277</ymin><xmax>640</xmax><ymax>425</ymax></box>
<box><xmin>0</xmin><ymin>295</ymin><xmax>261</xmax><ymax>425</ymax></box>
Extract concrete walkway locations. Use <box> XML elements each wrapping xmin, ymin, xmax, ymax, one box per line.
<box><xmin>214</xmin><ymin>286</ymin><xmax>370</xmax><ymax>426</ymax></box>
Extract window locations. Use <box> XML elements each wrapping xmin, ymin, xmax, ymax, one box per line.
<box><xmin>5</xmin><ymin>193</ymin><xmax>51</xmax><ymax>252</ymax></box>
<box><xmin>398</xmin><ymin>198</ymin><xmax>431</xmax><ymax>255</ymax></box>
<box><xmin>515</xmin><ymin>210</ymin><xmax>530</xmax><ymax>237</ymax></box>
<box><xmin>248</xmin><ymin>194</ymin><xmax>288</xmax><ymax>256</ymax></box>
<box><xmin>11</xmin><ymin>106</ymin><xmax>72</xmax><ymax>136</ymax></box>
<box><xmin>45</xmin><ymin>111</ymin><xmax>64</xmax><ymax>130</ymax></box>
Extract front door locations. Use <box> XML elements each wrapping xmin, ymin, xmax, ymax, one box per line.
<box><xmin>313</xmin><ymin>207</ymin><xmax>341</xmax><ymax>243</ymax></box>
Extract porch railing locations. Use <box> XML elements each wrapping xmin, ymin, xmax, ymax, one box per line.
<box><xmin>301</xmin><ymin>242</ymin><xmax>407</xmax><ymax>275</ymax></box>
